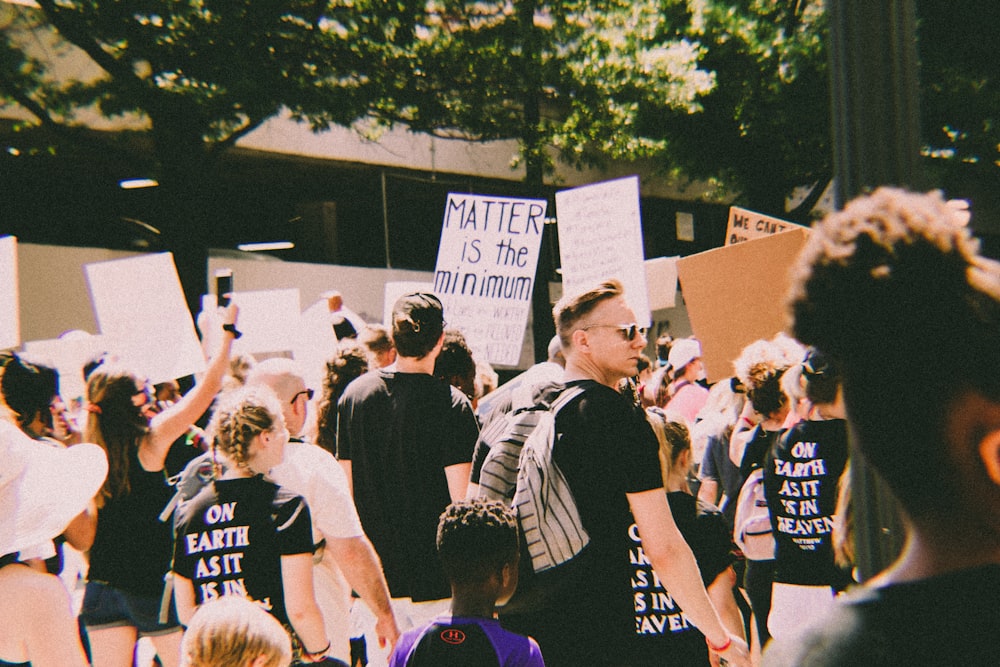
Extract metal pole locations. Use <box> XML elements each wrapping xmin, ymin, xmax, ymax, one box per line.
<box><xmin>827</xmin><ymin>0</ymin><xmax>923</xmax><ymax>581</ymax></box>
<box><xmin>381</xmin><ymin>169</ymin><xmax>392</xmax><ymax>269</ymax></box>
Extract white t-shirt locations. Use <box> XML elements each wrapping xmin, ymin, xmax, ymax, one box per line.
<box><xmin>270</xmin><ymin>440</ymin><xmax>365</xmax><ymax>663</ymax></box>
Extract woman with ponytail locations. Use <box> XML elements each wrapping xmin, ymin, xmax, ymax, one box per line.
<box><xmin>80</xmin><ymin>304</ymin><xmax>238</xmax><ymax>667</ymax></box>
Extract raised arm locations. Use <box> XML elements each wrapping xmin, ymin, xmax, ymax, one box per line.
<box><xmin>143</xmin><ymin>304</ymin><xmax>239</xmax><ymax>462</ymax></box>
<box><xmin>627</xmin><ymin>488</ymin><xmax>750</xmax><ymax>667</ymax></box>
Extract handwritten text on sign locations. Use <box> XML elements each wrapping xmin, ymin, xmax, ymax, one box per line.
<box><xmin>725</xmin><ymin>206</ymin><xmax>799</xmax><ymax>246</ymax></box>
<box><xmin>433</xmin><ymin>193</ymin><xmax>547</xmax><ymax>367</ymax></box>
<box><xmin>555</xmin><ymin>176</ymin><xmax>651</xmax><ymax>327</ymax></box>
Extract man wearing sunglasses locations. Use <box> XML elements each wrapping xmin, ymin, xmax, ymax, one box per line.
<box><xmin>499</xmin><ymin>279</ymin><xmax>749</xmax><ymax>667</ymax></box>
<box><xmin>246</xmin><ymin>358</ymin><xmax>399</xmax><ymax>665</ymax></box>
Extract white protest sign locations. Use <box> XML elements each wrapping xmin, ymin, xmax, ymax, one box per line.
<box><xmin>555</xmin><ymin>176</ymin><xmax>651</xmax><ymax>327</ymax></box>
<box><xmin>645</xmin><ymin>256</ymin><xmax>679</xmax><ymax>311</ymax></box>
<box><xmin>0</xmin><ymin>236</ymin><xmax>19</xmax><ymax>350</ymax></box>
<box><xmin>432</xmin><ymin>193</ymin><xmax>547</xmax><ymax>367</ymax></box>
<box><xmin>294</xmin><ymin>298</ymin><xmax>339</xmax><ymax>394</ymax></box>
<box><xmin>228</xmin><ymin>289</ymin><xmax>301</xmax><ymax>356</ymax></box>
<box><xmin>85</xmin><ymin>252</ymin><xmax>206</xmax><ymax>384</ymax></box>
<box><xmin>725</xmin><ymin>206</ymin><xmax>799</xmax><ymax>246</ymax></box>
<box><xmin>22</xmin><ymin>332</ymin><xmax>108</xmax><ymax>402</ymax></box>
<box><xmin>383</xmin><ymin>281</ymin><xmax>434</xmax><ymax>328</ymax></box>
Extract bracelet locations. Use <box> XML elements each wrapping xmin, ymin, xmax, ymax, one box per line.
<box><xmin>706</xmin><ymin>634</ymin><xmax>732</xmax><ymax>653</ymax></box>
<box><xmin>222</xmin><ymin>323</ymin><xmax>242</xmax><ymax>339</ymax></box>
<box><xmin>302</xmin><ymin>640</ymin><xmax>331</xmax><ymax>661</ymax></box>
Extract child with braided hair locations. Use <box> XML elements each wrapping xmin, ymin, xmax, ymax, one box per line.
<box><xmin>762</xmin><ymin>188</ymin><xmax>1000</xmax><ymax>665</ymax></box>
<box><xmin>172</xmin><ymin>386</ymin><xmax>344</xmax><ymax>665</ymax></box>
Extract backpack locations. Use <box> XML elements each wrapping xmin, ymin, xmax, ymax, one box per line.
<box><xmin>158</xmin><ymin>451</ymin><xmax>220</xmax><ymax>524</ymax></box>
<box><xmin>732</xmin><ymin>466</ymin><xmax>775</xmax><ymax>561</ymax></box>
<box><xmin>477</xmin><ymin>383</ymin><xmax>588</xmax><ymax>574</ymax></box>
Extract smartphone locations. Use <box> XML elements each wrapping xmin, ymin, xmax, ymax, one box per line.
<box><xmin>215</xmin><ymin>269</ymin><xmax>233</xmax><ymax>307</ymax></box>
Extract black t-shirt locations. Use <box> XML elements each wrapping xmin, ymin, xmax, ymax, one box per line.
<box><xmin>500</xmin><ymin>380</ymin><xmax>664</xmax><ymax>663</ymax></box>
<box><xmin>173</xmin><ymin>476</ymin><xmax>314</xmax><ymax>626</ymax></box>
<box><xmin>762</xmin><ymin>564</ymin><xmax>1000</xmax><ymax>666</ymax></box>
<box><xmin>337</xmin><ymin>370</ymin><xmax>479</xmax><ymax>601</ymax></box>
<box><xmin>763</xmin><ymin>419</ymin><xmax>851</xmax><ymax>588</ymax></box>
<box><xmin>627</xmin><ymin>492</ymin><xmax>736</xmax><ymax>665</ymax></box>
<box><xmin>89</xmin><ymin>448</ymin><xmax>176</xmax><ymax>597</ymax></box>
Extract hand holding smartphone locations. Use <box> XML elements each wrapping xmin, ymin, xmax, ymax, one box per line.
<box><xmin>215</xmin><ymin>269</ymin><xmax>233</xmax><ymax>307</ymax></box>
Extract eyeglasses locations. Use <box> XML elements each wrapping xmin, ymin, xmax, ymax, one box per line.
<box><xmin>581</xmin><ymin>323</ymin><xmax>647</xmax><ymax>342</ymax></box>
<box><xmin>290</xmin><ymin>388</ymin><xmax>314</xmax><ymax>405</ymax></box>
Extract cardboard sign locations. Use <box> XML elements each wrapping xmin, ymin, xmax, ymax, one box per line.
<box><xmin>0</xmin><ymin>236</ymin><xmax>19</xmax><ymax>350</ymax></box>
<box><xmin>556</xmin><ymin>176</ymin><xmax>651</xmax><ymax>326</ymax></box>
<box><xmin>432</xmin><ymin>193</ymin><xmax>547</xmax><ymax>367</ymax></box>
<box><xmin>725</xmin><ymin>206</ymin><xmax>800</xmax><ymax>246</ymax></box>
<box><xmin>676</xmin><ymin>228</ymin><xmax>810</xmax><ymax>383</ymax></box>
<box><xmin>85</xmin><ymin>252</ymin><xmax>206</xmax><ymax>383</ymax></box>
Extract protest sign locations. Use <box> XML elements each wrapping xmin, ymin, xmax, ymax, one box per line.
<box><xmin>725</xmin><ymin>206</ymin><xmax>800</xmax><ymax>246</ymax></box>
<box><xmin>0</xmin><ymin>236</ymin><xmax>19</xmax><ymax>350</ymax></box>
<box><xmin>555</xmin><ymin>176</ymin><xmax>651</xmax><ymax>327</ymax></box>
<box><xmin>383</xmin><ymin>281</ymin><xmax>435</xmax><ymax>328</ymax></box>
<box><xmin>228</xmin><ymin>289</ymin><xmax>301</xmax><ymax>356</ymax></box>
<box><xmin>676</xmin><ymin>227</ymin><xmax>810</xmax><ymax>383</ymax></box>
<box><xmin>645</xmin><ymin>256</ymin><xmax>679</xmax><ymax>311</ymax></box>
<box><xmin>85</xmin><ymin>252</ymin><xmax>206</xmax><ymax>383</ymax></box>
<box><xmin>295</xmin><ymin>297</ymin><xmax>340</xmax><ymax>395</ymax></box>
<box><xmin>22</xmin><ymin>332</ymin><xmax>108</xmax><ymax>403</ymax></box>
<box><xmin>432</xmin><ymin>193</ymin><xmax>547</xmax><ymax>367</ymax></box>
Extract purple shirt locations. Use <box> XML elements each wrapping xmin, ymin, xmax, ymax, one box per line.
<box><xmin>389</xmin><ymin>614</ymin><xmax>544</xmax><ymax>667</ymax></box>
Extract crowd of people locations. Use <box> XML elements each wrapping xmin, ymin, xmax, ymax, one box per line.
<box><xmin>1</xmin><ymin>187</ymin><xmax>998</xmax><ymax>666</ymax></box>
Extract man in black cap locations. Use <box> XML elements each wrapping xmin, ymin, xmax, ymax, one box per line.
<box><xmin>337</xmin><ymin>293</ymin><xmax>480</xmax><ymax>657</ymax></box>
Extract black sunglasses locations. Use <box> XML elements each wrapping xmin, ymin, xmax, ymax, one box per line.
<box><xmin>581</xmin><ymin>323</ymin><xmax>648</xmax><ymax>342</ymax></box>
<box><xmin>290</xmin><ymin>388</ymin><xmax>314</xmax><ymax>405</ymax></box>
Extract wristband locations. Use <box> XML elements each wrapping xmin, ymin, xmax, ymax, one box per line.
<box><xmin>706</xmin><ymin>634</ymin><xmax>732</xmax><ymax>653</ymax></box>
<box><xmin>222</xmin><ymin>323</ymin><xmax>243</xmax><ymax>339</ymax></box>
<box><xmin>301</xmin><ymin>641</ymin><xmax>331</xmax><ymax>662</ymax></box>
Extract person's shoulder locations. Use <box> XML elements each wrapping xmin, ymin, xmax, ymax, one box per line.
<box><xmin>341</xmin><ymin>369</ymin><xmax>387</xmax><ymax>398</ymax></box>
<box><xmin>281</xmin><ymin>439</ymin><xmax>337</xmax><ymax>469</ymax></box>
<box><xmin>762</xmin><ymin>595</ymin><xmax>874</xmax><ymax>667</ymax></box>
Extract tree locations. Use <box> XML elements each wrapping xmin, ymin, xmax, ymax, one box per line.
<box><xmin>640</xmin><ymin>0</ymin><xmax>831</xmax><ymax>221</ymax></box>
<box><xmin>0</xmin><ymin>0</ymin><xmax>400</xmax><ymax>309</ymax></box>
<box><xmin>362</xmin><ymin>0</ymin><xmax>717</xmax><ymax>190</ymax></box>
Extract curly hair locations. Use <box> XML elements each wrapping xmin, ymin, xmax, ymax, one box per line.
<box><xmin>436</xmin><ymin>499</ymin><xmax>519</xmax><ymax>587</ymax></box>
<box><xmin>209</xmin><ymin>386</ymin><xmax>284</xmax><ymax>469</ymax></box>
<box><xmin>315</xmin><ymin>342</ymin><xmax>371</xmax><ymax>454</ymax></box>
<box><xmin>733</xmin><ymin>336</ymin><xmax>804</xmax><ymax>418</ymax></box>
<box><xmin>788</xmin><ymin>187</ymin><xmax>1000</xmax><ymax>514</ymax></box>
<box><xmin>434</xmin><ymin>329</ymin><xmax>477</xmax><ymax>399</ymax></box>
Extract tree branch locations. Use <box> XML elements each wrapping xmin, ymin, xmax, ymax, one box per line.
<box><xmin>35</xmin><ymin>0</ymin><xmax>142</xmax><ymax>88</ymax></box>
